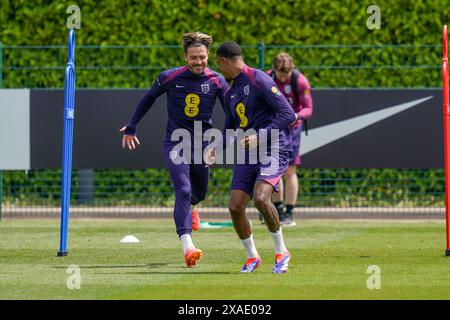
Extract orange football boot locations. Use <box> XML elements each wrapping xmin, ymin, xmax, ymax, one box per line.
<box><xmin>184</xmin><ymin>248</ymin><xmax>203</xmax><ymax>267</ymax></box>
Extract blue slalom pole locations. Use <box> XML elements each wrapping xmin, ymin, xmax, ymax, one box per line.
<box><xmin>58</xmin><ymin>29</ymin><xmax>76</xmax><ymax>257</ymax></box>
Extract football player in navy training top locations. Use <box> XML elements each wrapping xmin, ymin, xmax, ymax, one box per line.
<box><xmin>206</xmin><ymin>41</ymin><xmax>296</xmax><ymax>273</ymax></box>
<box><xmin>120</xmin><ymin>32</ymin><xmax>228</xmax><ymax>267</ymax></box>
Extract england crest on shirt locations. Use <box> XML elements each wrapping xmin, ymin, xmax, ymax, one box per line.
<box><xmin>169</xmin><ymin>151</ymin><xmax>178</xmax><ymax>160</ymax></box>
<box><xmin>284</xmin><ymin>85</ymin><xmax>292</xmax><ymax>94</ymax></box>
<box><xmin>244</xmin><ymin>85</ymin><xmax>249</xmax><ymax>95</ymax></box>
<box><xmin>201</xmin><ymin>83</ymin><xmax>210</xmax><ymax>94</ymax></box>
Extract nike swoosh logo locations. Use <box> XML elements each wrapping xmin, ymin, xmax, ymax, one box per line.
<box><xmin>231</xmin><ymin>94</ymin><xmax>237</xmax><ymax>99</ymax></box>
<box><xmin>300</xmin><ymin>96</ymin><xmax>433</xmax><ymax>156</ymax></box>
<box><xmin>176</xmin><ymin>84</ymin><xmax>184</xmax><ymax>88</ymax></box>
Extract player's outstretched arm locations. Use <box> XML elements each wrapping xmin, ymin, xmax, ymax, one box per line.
<box><xmin>119</xmin><ymin>126</ymin><xmax>141</xmax><ymax>151</ymax></box>
<box><xmin>120</xmin><ymin>71</ymin><xmax>172</xmax><ymax>151</ymax></box>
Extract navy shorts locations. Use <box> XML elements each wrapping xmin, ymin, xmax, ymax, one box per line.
<box><xmin>230</xmin><ymin>151</ymin><xmax>289</xmax><ymax>197</ymax></box>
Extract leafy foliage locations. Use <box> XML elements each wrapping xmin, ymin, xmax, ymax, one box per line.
<box><xmin>1</xmin><ymin>169</ymin><xmax>445</xmax><ymax>207</ymax></box>
<box><xmin>1</xmin><ymin>0</ymin><xmax>448</xmax><ymax>88</ymax></box>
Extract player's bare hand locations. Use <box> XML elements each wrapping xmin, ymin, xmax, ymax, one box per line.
<box><xmin>290</xmin><ymin>113</ymin><xmax>300</xmax><ymax>128</ymax></box>
<box><xmin>204</xmin><ymin>148</ymin><xmax>216</xmax><ymax>166</ymax></box>
<box><xmin>240</xmin><ymin>134</ymin><xmax>258</xmax><ymax>149</ymax></box>
<box><xmin>291</xmin><ymin>116</ymin><xmax>303</xmax><ymax>129</ymax></box>
<box><xmin>120</xmin><ymin>126</ymin><xmax>141</xmax><ymax>150</ymax></box>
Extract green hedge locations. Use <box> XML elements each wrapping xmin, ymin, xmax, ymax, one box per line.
<box><xmin>1</xmin><ymin>169</ymin><xmax>445</xmax><ymax>207</ymax></box>
<box><xmin>2</xmin><ymin>1</ymin><xmax>447</xmax><ymax>46</ymax></box>
<box><xmin>1</xmin><ymin>0</ymin><xmax>449</xmax><ymax>88</ymax></box>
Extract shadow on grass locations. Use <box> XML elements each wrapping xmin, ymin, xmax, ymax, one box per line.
<box><xmin>50</xmin><ymin>263</ymin><xmax>167</xmax><ymax>269</ymax></box>
<box><xmin>51</xmin><ymin>264</ymin><xmax>245</xmax><ymax>274</ymax></box>
<box><xmin>93</xmin><ymin>271</ymin><xmax>237</xmax><ymax>275</ymax></box>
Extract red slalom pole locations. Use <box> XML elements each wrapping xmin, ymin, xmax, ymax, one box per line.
<box><xmin>442</xmin><ymin>25</ymin><xmax>450</xmax><ymax>256</ymax></box>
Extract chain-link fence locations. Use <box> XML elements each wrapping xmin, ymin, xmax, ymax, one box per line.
<box><xmin>0</xmin><ymin>44</ymin><xmax>442</xmax><ymax>89</ymax></box>
<box><xmin>0</xmin><ymin>168</ymin><xmax>444</xmax><ymax>218</ymax></box>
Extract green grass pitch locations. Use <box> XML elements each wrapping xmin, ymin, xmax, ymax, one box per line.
<box><xmin>1</xmin><ymin>218</ymin><xmax>450</xmax><ymax>299</ymax></box>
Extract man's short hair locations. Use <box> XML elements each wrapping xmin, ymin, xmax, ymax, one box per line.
<box><xmin>182</xmin><ymin>32</ymin><xmax>213</xmax><ymax>53</ymax></box>
<box><xmin>216</xmin><ymin>41</ymin><xmax>242</xmax><ymax>59</ymax></box>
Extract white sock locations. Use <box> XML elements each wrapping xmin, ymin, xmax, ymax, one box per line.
<box><xmin>241</xmin><ymin>235</ymin><xmax>259</xmax><ymax>259</ymax></box>
<box><xmin>270</xmin><ymin>228</ymin><xmax>288</xmax><ymax>254</ymax></box>
<box><xmin>180</xmin><ymin>234</ymin><xmax>195</xmax><ymax>253</ymax></box>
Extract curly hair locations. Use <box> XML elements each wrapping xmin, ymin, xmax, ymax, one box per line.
<box><xmin>182</xmin><ymin>32</ymin><xmax>213</xmax><ymax>53</ymax></box>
